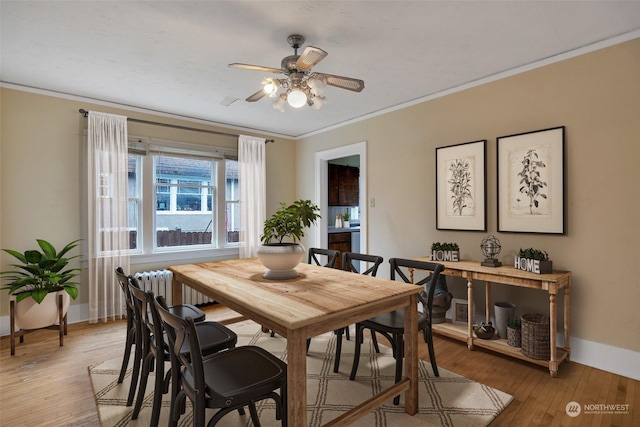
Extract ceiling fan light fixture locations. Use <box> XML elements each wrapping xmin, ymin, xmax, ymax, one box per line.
<box><xmin>308</xmin><ymin>76</ymin><xmax>326</xmax><ymax>96</ymax></box>
<box><xmin>311</xmin><ymin>95</ymin><xmax>326</xmax><ymax>110</ymax></box>
<box><xmin>272</xmin><ymin>95</ymin><xmax>286</xmax><ymax>112</ymax></box>
<box><xmin>287</xmin><ymin>89</ymin><xmax>307</xmax><ymax>108</ymax></box>
<box><xmin>262</xmin><ymin>78</ymin><xmax>279</xmax><ymax>97</ymax></box>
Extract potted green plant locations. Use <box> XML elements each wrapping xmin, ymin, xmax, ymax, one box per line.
<box><xmin>341</xmin><ymin>211</ymin><xmax>351</xmax><ymax>228</ymax></box>
<box><xmin>507</xmin><ymin>315</ymin><xmax>522</xmax><ymax>347</ymax></box>
<box><xmin>1</xmin><ymin>239</ymin><xmax>81</xmax><ymax>330</ymax></box>
<box><xmin>430</xmin><ymin>242</ymin><xmax>460</xmax><ymax>262</ymax></box>
<box><xmin>515</xmin><ymin>247</ymin><xmax>552</xmax><ymax>274</ymax></box>
<box><xmin>257</xmin><ymin>200</ymin><xmax>321</xmax><ymax>279</ymax></box>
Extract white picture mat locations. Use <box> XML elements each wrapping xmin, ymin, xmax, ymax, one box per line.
<box><xmin>497</xmin><ymin>127</ymin><xmax>564</xmax><ymax>233</ymax></box>
<box><xmin>436</xmin><ymin>140</ymin><xmax>486</xmax><ymax>231</ymax></box>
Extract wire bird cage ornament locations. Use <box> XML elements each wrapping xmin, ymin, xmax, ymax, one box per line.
<box><xmin>480</xmin><ymin>235</ymin><xmax>502</xmax><ymax>267</ymax></box>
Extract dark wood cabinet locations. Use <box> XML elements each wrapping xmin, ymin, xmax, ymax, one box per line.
<box><xmin>328</xmin><ymin>164</ymin><xmax>359</xmax><ymax>206</ymax></box>
<box><xmin>328</xmin><ymin>232</ymin><xmax>351</xmax><ymax>269</ymax></box>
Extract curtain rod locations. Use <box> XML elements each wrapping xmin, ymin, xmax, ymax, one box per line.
<box><xmin>78</xmin><ymin>109</ymin><xmax>274</xmax><ymax>143</ymax></box>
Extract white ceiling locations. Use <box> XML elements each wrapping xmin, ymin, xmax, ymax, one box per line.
<box><xmin>2</xmin><ymin>1</ymin><xmax>639</xmax><ymax>139</ymax></box>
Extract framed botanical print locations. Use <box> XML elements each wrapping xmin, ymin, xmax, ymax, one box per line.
<box><xmin>497</xmin><ymin>126</ymin><xmax>565</xmax><ymax>234</ymax></box>
<box><xmin>436</xmin><ymin>140</ymin><xmax>487</xmax><ymax>231</ymax></box>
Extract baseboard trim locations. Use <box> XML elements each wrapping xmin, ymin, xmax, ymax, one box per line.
<box><xmin>559</xmin><ymin>333</ymin><xmax>640</xmax><ymax>381</ymax></box>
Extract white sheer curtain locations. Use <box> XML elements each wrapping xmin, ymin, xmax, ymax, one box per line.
<box><xmin>238</xmin><ymin>135</ymin><xmax>266</xmax><ymax>258</ymax></box>
<box><xmin>87</xmin><ymin>111</ymin><xmax>129</xmax><ymax>323</ymax></box>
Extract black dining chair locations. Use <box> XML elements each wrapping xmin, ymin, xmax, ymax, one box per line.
<box><xmin>155</xmin><ymin>295</ymin><xmax>288</xmax><ymax>427</ymax></box>
<box><xmin>349</xmin><ymin>258</ymin><xmax>444</xmax><ymax>404</ymax></box>
<box><xmin>332</xmin><ymin>252</ymin><xmax>384</xmax><ymax>373</ymax></box>
<box><xmin>115</xmin><ymin>267</ymin><xmax>138</xmax><ymax>386</ymax></box>
<box><xmin>308</xmin><ymin>247</ymin><xmax>340</xmax><ymax>268</ymax></box>
<box><xmin>128</xmin><ymin>281</ymin><xmax>238</xmax><ymax>427</ymax></box>
<box><xmin>115</xmin><ymin>267</ymin><xmax>209</xmax><ymax>408</ymax></box>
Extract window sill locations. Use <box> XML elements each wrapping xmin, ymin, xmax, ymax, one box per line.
<box><xmin>129</xmin><ymin>247</ymin><xmax>240</xmax><ymax>266</ymax></box>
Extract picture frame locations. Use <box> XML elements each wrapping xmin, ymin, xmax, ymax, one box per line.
<box><xmin>436</xmin><ymin>140</ymin><xmax>487</xmax><ymax>231</ymax></box>
<box><xmin>451</xmin><ymin>298</ymin><xmax>469</xmax><ymax>325</ymax></box>
<box><xmin>497</xmin><ymin>126</ymin><xmax>565</xmax><ymax>234</ymax></box>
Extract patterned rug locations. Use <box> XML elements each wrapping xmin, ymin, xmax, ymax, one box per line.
<box><xmin>88</xmin><ymin>321</ymin><xmax>512</xmax><ymax>426</ymax></box>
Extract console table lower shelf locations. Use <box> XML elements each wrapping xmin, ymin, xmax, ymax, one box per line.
<box><xmin>432</xmin><ymin>320</ymin><xmax>570</xmax><ymax>371</ymax></box>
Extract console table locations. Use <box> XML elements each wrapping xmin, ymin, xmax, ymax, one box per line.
<box><xmin>416</xmin><ymin>257</ymin><xmax>572</xmax><ymax>377</ymax></box>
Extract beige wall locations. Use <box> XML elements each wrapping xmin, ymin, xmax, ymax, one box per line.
<box><xmin>1</xmin><ymin>39</ymin><xmax>638</xmax><ymax>371</ymax></box>
<box><xmin>0</xmin><ymin>89</ymin><xmax>296</xmax><ymax>317</ymax></box>
<box><xmin>296</xmin><ymin>39</ymin><xmax>640</xmax><ymax>353</ymax></box>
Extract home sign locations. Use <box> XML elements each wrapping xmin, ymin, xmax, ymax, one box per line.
<box><xmin>514</xmin><ymin>257</ymin><xmax>552</xmax><ymax>274</ymax></box>
<box><xmin>431</xmin><ymin>250</ymin><xmax>460</xmax><ymax>262</ymax></box>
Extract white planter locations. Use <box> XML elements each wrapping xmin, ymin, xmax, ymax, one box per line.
<box><xmin>11</xmin><ymin>290</ymin><xmax>70</xmax><ymax>330</ymax></box>
<box><xmin>256</xmin><ymin>243</ymin><xmax>305</xmax><ymax>279</ymax></box>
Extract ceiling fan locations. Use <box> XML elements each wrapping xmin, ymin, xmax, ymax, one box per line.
<box><xmin>229</xmin><ymin>35</ymin><xmax>365</xmax><ymax>110</ymax></box>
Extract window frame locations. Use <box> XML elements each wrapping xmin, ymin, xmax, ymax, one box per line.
<box><xmin>127</xmin><ymin>138</ymin><xmax>240</xmax><ymax>263</ymax></box>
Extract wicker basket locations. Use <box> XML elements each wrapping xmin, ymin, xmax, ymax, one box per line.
<box><xmin>521</xmin><ymin>313</ymin><xmax>550</xmax><ymax>360</ymax></box>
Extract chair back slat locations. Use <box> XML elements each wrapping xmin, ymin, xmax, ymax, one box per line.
<box><xmin>389</xmin><ymin>258</ymin><xmax>444</xmax><ymax>310</ymax></box>
<box><xmin>342</xmin><ymin>252</ymin><xmax>383</xmax><ymax>276</ymax></box>
<box><xmin>308</xmin><ymin>248</ymin><xmax>340</xmax><ymax>268</ymax></box>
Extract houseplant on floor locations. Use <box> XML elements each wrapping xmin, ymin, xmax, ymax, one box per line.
<box><xmin>257</xmin><ymin>199</ymin><xmax>321</xmax><ymax>279</ymax></box>
<box><xmin>1</xmin><ymin>239</ymin><xmax>81</xmax><ymax>330</ymax></box>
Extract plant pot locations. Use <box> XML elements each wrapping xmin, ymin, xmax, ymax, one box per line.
<box><xmin>256</xmin><ymin>243</ymin><xmax>305</xmax><ymax>279</ymax></box>
<box><xmin>11</xmin><ymin>290</ymin><xmax>70</xmax><ymax>330</ymax></box>
<box><xmin>494</xmin><ymin>302</ymin><xmax>516</xmax><ymax>339</ymax></box>
<box><xmin>507</xmin><ymin>326</ymin><xmax>521</xmax><ymax>347</ymax></box>
<box><xmin>514</xmin><ymin>257</ymin><xmax>552</xmax><ymax>274</ymax></box>
<box><xmin>431</xmin><ymin>250</ymin><xmax>460</xmax><ymax>262</ymax></box>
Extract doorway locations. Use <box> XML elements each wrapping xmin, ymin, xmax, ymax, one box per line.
<box><xmin>314</xmin><ymin>142</ymin><xmax>367</xmax><ymax>254</ymax></box>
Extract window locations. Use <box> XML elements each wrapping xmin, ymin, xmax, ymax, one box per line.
<box><xmin>123</xmin><ymin>142</ymin><xmax>239</xmax><ymax>258</ymax></box>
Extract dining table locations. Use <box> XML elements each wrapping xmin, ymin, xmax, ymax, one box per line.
<box><xmin>169</xmin><ymin>257</ymin><xmax>423</xmax><ymax>427</ymax></box>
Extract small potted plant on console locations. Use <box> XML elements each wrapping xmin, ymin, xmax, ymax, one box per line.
<box><xmin>430</xmin><ymin>242</ymin><xmax>460</xmax><ymax>262</ymax></box>
<box><xmin>515</xmin><ymin>247</ymin><xmax>552</xmax><ymax>274</ymax></box>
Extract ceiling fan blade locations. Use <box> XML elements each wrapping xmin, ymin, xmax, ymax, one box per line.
<box><xmin>229</xmin><ymin>63</ymin><xmax>283</xmax><ymax>74</ymax></box>
<box><xmin>312</xmin><ymin>73</ymin><xmax>365</xmax><ymax>92</ymax></box>
<box><xmin>295</xmin><ymin>46</ymin><xmax>328</xmax><ymax>71</ymax></box>
<box><xmin>246</xmin><ymin>89</ymin><xmax>266</xmax><ymax>102</ymax></box>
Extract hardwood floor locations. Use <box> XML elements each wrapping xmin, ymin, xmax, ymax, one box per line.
<box><xmin>1</xmin><ymin>304</ymin><xmax>637</xmax><ymax>426</ymax></box>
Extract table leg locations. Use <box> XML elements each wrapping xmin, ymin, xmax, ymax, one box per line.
<box><xmin>287</xmin><ymin>328</ymin><xmax>307</xmax><ymax>426</ymax></box>
<box><xmin>564</xmin><ymin>281</ymin><xmax>571</xmax><ymax>360</ymax></box>
<box><xmin>485</xmin><ymin>282</ymin><xmax>491</xmax><ymax>324</ymax></box>
<box><xmin>403</xmin><ymin>294</ymin><xmax>419</xmax><ymax>415</ymax></box>
<box><xmin>549</xmin><ymin>293</ymin><xmax>558</xmax><ymax>377</ymax></box>
<box><xmin>467</xmin><ymin>277</ymin><xmax>474</xmax><ymax>350</ymax></box>
<box><xmin>171</xmin><ymin>277</ymin><xmax>183</xmax><ymax>305</ymax></box>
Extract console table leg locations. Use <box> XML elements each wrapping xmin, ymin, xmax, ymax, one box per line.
<box><xmin>467</xmin><ymin>277</ymin><xmax>474</xmax><ymax>350</ymax></box>
<box><xmin>564</xmin><ymin>282</ymin><xmax>571</xmax><ymax>360</ymax></box>
<box><xmin>549</xmin><ymin>293</ymin><xmax>557</xmax><ymax>377</ymax></box>
<box><xmin>485</xmin><ymin>282</ymin><xmax>491</xmax><ymax>324</ymax></box>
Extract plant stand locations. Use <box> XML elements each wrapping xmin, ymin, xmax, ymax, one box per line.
<box><xmin>9</xmin><ymin>294</ymin><xmax>68</xmax><ymax>355</ymax></box>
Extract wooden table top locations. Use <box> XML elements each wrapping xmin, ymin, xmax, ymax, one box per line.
<box><xmin>169</xmin><ymin>258</ymin><xmax>422</xmax><ymax>334</ymax></box>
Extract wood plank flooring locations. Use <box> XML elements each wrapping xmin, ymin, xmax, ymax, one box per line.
<box><xmin>1</xmin><ymin>304</ymin><xmax>637</xmax><ymax>426</ymax></box>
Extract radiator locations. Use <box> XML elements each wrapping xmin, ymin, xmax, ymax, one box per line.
<box><xmin>133</xmin><ymin>269</ymin><xmax>215</xmax><ymax>306</ymax></box>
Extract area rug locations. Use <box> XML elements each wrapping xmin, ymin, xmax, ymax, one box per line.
<box><xmin>89</xmin><ymin>321</ymin><xmax>512</xmax><ymax>426</ymax></box>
